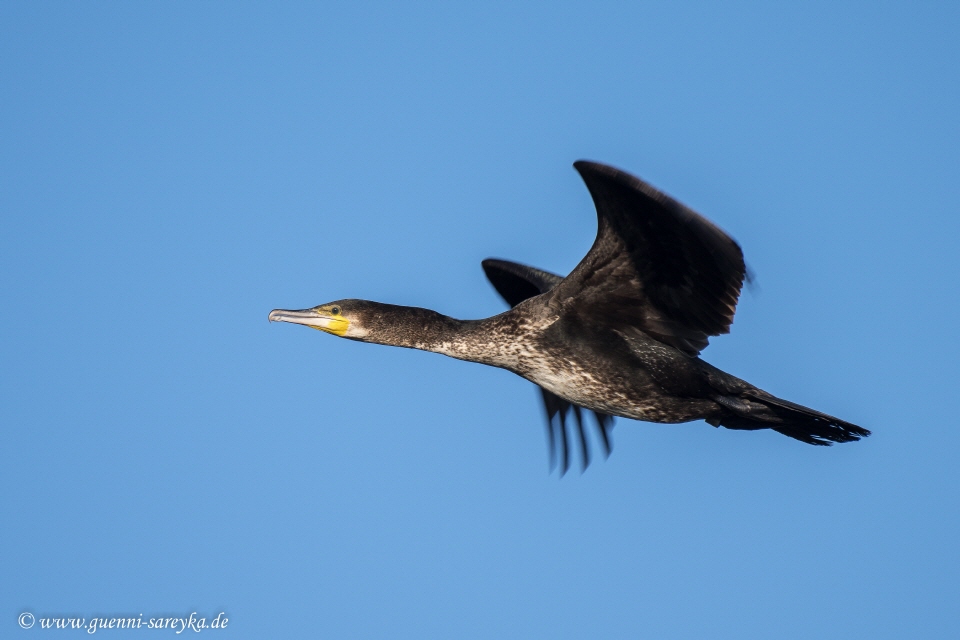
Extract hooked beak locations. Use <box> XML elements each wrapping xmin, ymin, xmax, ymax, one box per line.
<box><xmin>268</xmin><ymin>308</ymin><xmax>349</xmax><ymax>336</ymax></box>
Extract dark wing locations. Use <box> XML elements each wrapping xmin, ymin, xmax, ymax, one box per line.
<box><xmin>482</xmin><ymin>259</ymin><xmax>562</xmax><ymax>306</ymax></box>
<box><xmin>482</xmin><ymin>258</ymin><xmax>614</xmax><ymax>475</ymax></box>
<box><xmin>548</xmin><ymin>161</ymin><xmax>747</xmax><ymax>356</ymax></box>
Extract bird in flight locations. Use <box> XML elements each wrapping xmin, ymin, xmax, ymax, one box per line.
<box><xmin>270</xmin><ymin>161</ymin><xmax>869</xmax><ymax>474</ymax></box>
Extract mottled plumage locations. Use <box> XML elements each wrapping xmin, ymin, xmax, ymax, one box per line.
<box><xmin>270</xmin><ymin>160</ymin><xmax>869</xmax><ymax>475</ymax></box>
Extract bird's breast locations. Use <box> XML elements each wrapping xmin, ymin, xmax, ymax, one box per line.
<box><xmin>514</xmin><ymin>343</ymin><xmax>711</xmax><ymax>423</ymax></box>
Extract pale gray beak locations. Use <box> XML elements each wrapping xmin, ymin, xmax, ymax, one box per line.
<box><xmin>268</xmin><ymin>308</ymin><xmax>321</xmax><ymax>326</ymax></box>
<box><xmin>269</xmin><ymin>307</ymin><xmax>349</xmax><ymax>336</ymax></box>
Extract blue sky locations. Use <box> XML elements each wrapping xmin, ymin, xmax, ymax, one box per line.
<box><xmin>2</xmin><ymin>2</ymin><xmax>958</xmax><ymax>638</ymax></box>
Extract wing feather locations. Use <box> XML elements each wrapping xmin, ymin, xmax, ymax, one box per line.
<box><xmin>549</xmin><ymin>161</ymin><xmax>747</xmax><ymax>356</ymax></box>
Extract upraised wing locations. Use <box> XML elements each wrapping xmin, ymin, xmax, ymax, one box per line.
<box><xmin>549</xmin><ymin>161</ymin><xmax>747</xmax><ymax>356</ymax></box>
<box><xmin>482</xmin><ymin>258</ymin><xmax>614</xmax><ymax>475</ymax></box>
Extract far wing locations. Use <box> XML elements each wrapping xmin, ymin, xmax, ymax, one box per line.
<box><xmin>549</xmin><ymin>161</ymin><xmax>747</xmax><ymax>356</ymax></box>
<box><xmin>482</xmin><ymin>259</ymin><xmax>562</xmax><ymax>306</ymax></box>
<box><xmin>482</xmin><ymin>258</ymin><xmax>614</xmax><ymax>475</ymax></box>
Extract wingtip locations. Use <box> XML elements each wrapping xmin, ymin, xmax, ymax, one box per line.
<box><xmin>572</xmin><ymin>159</ymin><xmax>610</xmax><ymax>177</ymax></box>
<box><xmin>481</xmin><ymin>257</ymin><xmax>507</xmax><ymax>273</ymax></box>
<box><xmin>481</xmin><ymin>258</ymin><xmax>512</xmax><ymax>289</ymax></box>
<box><xmin>573</xmin><ymin>159</ymin><xmax>634</xmax><ymax>178</ymax></box>
<box><xmin>572</xmin><ymin>159</ymin><xmax>658</xmax><ymax>197</ymax></box>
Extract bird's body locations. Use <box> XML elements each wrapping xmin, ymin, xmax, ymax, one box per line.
<box><xmin>271</xmin><ymin>160</ymin><xmax>869</xmax><ymax>472</ymax></box>
<box><xmin>421</xmin><ymin>306</ymin><xmax>719</xmax><ymax>424</ymax></box>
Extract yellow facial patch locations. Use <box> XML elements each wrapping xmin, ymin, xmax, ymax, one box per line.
<box><xmin>308</xmin><ymin>306</ymin><xmax>350</xmax><ymax>336</ymax></box>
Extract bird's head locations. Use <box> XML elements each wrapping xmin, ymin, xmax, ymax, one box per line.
<box><xmin>268</xmin><ymin>299</ymin><xmax>374</xmax><ymax>340</ymax></box>
<box><xmin>270</xmin><ymin>299</ymin><xmax>463</xmax><ymax>350</ymax></box>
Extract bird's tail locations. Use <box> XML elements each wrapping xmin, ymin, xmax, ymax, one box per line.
<box><xmin>711</xmin><ymin>390</ymin><xmax>870</xmax><ymax>446</ymax></box>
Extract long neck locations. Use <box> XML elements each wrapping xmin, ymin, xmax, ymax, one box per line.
<box><xmin>360</xmin><ymin>304</ymin><xmax>520</xmax><ymax>367</ymax></box>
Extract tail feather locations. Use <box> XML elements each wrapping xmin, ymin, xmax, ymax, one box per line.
<box><xmin>716</xmin><ymin>390</ymin><xmax>870</xmax><ymax>446</ymax></box>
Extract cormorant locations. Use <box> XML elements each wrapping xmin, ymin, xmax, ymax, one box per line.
<box><xmin>270</xmin><ymin>161</ymin><xmax>869</xmax><ymax>474</ymax></box>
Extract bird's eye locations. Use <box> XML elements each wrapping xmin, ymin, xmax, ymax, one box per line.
<box><xmin>331</xmin><ymin>306</ymin><xmax>341</xmax><ymax>315</ymax></box>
